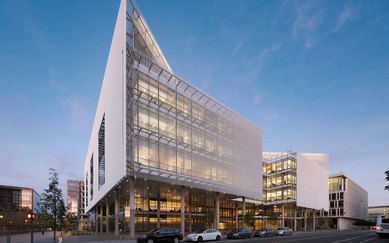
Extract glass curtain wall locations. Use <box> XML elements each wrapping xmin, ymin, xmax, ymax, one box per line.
<box><xmin>131</xmin><ymin>70</ymin><xmax>235</xmax><ymax>188</ymax></box>
<box><xmin>263</xmin><ymin>156</ymin><xmax>297</xmax><ymax>203</ymax></box>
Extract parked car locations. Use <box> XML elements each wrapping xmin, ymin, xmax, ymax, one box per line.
<box><xmin>186</xmin><ymin>229</ymin><xmax>221</xmax><ymax>242</ymax></box>
<box><xmin>254</xmin><ymin>228</ymin><xmax>276</xmax><ymax>237</ymax></box>
<box><xmin>227</xmin><ymin>228</ymin><xmax>253</xmax><ymax>239</ymax></box>
<box><xmin>137</xmin><ymin>227</ymin><xmax>183</xmax><ymax>243</ymax></box>
<box><xmin>275</xmin><ymin>227</ymin><xmax>293</xmax><ymax>236</ymax></box>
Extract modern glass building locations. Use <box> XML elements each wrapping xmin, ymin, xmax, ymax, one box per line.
<box><xmin>0</xmin><ymin>185</ymin><xmax>40</xmax><ymax>213</ymax></box>
<box><xmin>368</xmin><ymin>205</ymin><xmax>389</xmax><ymax>223</ymax></box>
<box><xmin>317</xmin><ymin>173</ymin><xmax>368</xmax><ymax>230</ymax></box>
<box><xmin>260</xmin><ymin>152</ymin><xmax>329</xmax><ymax>231</ymax></box>
<box><xmin>67</xmin><ymin>180</ymin><xmax>81</xmax><ymax>216</ymax></box>
<box><xmin>84</xmin><ymin>0</ymin><xmax>262</xmax><ymax>237</ymax></box>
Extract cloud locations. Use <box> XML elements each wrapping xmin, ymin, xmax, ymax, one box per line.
<box><xmin>253</xmin><ymin>94</ymin><xmax>263</xmax><ymax>105</ymax></box>
<box><xmin>332</xmin><ymin>5</ymin><xmax>358</xmax><ymax>33</ymax></box>
<box><xmin>290</xmin><ymin>2</ymin><xmax>323</xmax><ymax>48</ymax></box>
<box><xmin>242</xmin><ymin>44</ymin><xmax>281</xmax><ymax>83</ymax></box>
<box><xmin>60</xmin><ymin>96</ymin><xmax>91</xmax><ymax>132</ymax></box>
<box><xmin>49</xmin><ymin>78</ymin><xmax>68</xmax><ymax>92</ymax></box>
<box><xmin>292</xmin><ymin>3</ymin><xmax>322</xmax><ymax>38</ymax></box>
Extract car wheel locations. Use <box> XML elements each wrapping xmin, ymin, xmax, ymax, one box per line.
<box><xmin>147</xmin><ymin>239</ymin><xmax>154</xmax><ymax>243</ymax></box>
<box><xmin>238</xmin><ymin>235</ymin><xmax>242</xmax><ymax>239</ymax></box>
<box><xmin>216</xmin><ymin>235</ymin><xmax>221</xmax><ymax>241</ymax></box>
<box><xmin>173</xmin><ymin>237</ymin><xmax>180</xmax><ymax>243</ymax></box>
<box><xmin>197</xmin><ymin>236</ymin><xmax>203</xmax><ymax>242</ymax></box>
<box><xmin>249</xmin><ymin>234</ymin><xmax>252</xmax><ymax>239</ymax></box>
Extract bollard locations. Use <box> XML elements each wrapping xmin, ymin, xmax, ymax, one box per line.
<box><xmin>6</xmin><ymin>236</ymin><xmax>11</xmax><ymax>243</ymax></box>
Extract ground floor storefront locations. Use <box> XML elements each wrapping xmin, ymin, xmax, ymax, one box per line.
<box><xmin>89</xmin><ymin>176</ymin><xmax>261</xmax><ymax>237</ymax></box>
<box><xmin>88</xmin><ymin>177</ymin><xmax>325</xmax><ymax>237</ymax></box>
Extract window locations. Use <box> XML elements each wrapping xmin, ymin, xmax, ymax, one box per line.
<box><xmin>98</xmin><ymin>116</ymin><xmax>105</xmax><ymax>188</ymax></box>
<box><xmin>339</xmin><ymin>192</ymin><xmax>344</xmax><ymax>200</ymax></box>
<box><xmin>330</xmin><ymin>201</ymin><xmax>335</xmax><ymax>208</ymax></box>
<box><xmin>90</xmin><ymin>154</ymin><xmax>93</xmax><ymax>200</ymax></box>
<box><xmin>338</xmin><ymin>201</ymin><xmax>344</xmax><ymax>207</ymax></box>
<box><xmin>85</xmin><ymin>172</ymin><xmax>88</xmax><ymax>206</ymax></box>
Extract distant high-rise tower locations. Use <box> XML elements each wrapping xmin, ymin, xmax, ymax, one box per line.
<box><xmin>67</xmin><ymin>180</ymin><xmax>81</xmax><ymax>215</ymax></box>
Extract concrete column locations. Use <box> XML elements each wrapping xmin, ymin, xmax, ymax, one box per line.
<box><xmin>115</xmin><ymin>192</ymin><xmax>119</xmax><ymax>236</ymax></box>
<box><xmin>100</xmin><ymin>202</ymin><xmax>103</xmax><ymax>233</ymax></box>
<box><xmin>189</xmin><ymin>193</ymin><xmax>192</xmax><ymax>233</ymax></box>
<box><xmin>282</xmin><ymin>204</ymin><xmax>285</xmax><ymax>228</ymax></box>
<box><xmin>95</xmin><ymin>205</ymin><xmax>99</xmax><ymax>234</ymax></box>
<box><xmin>294</xmin><ymin>207</ymin><xmax>297</xmax><ymax>232</ymax></box>
<box><xmin>304</xmin><ymin>208</ymin><xmax>307</xmax><ymax>231</ymax></box>
<box><xmin>106</xmin><ymin>199</ymin><xmax>109</xmax><ymax>233</ymax></box>
<box><xmin>215</xmin><ymin>193</ymin><xmax>220</xmax><ymax>230</ymax></box>
<box><xmin>157</xmin><ymin>187</ymin><xmax>161</xmax><ymax>228</ymax></box>
<box><xmin>181</xmin><ymin>187</ymin><xmax>185</xmax><ymax>234</ymax></box>
<box><xmin>313</xmin><ymin>210</ymin><xmax>316</xmax><ymax>231</ymax></box>
<box><xmin>235</xmin><ymin>203</ymin><xmax>239</xmax><ymax>228</ymax></box>
<box><xmin>242</xmin><ymin>197</ymin><xmax>246</xmax><ymax>227</ymax></box>
<box><xmin>129</xmin><ymin>177</ymin><xmax>135</xmax><ymax>238</ymax></box>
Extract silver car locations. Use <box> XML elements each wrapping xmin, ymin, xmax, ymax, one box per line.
<box><xmin>275</xmin><ymin>227</ymin><xmax>293</xmax><ymax>236</ymax></box>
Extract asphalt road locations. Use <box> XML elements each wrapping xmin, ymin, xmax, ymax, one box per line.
<box><xmin>220</xmin><ymin>231</ymin><xmax>387</xmax><ymax>243</ymax></box>
<box><xmin>1</xmin><ymin>230</ymin><xmax>387</xmax><ymax>243</ymax></box>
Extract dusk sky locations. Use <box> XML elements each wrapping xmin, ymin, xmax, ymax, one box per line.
<box><xmin>0</xmin><ymin>0</ymin><xmax>388</xmax><ymax>206</ymax></box>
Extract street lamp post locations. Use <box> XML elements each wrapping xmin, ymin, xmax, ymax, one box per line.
<box><xmin>27</xmin><ymin>212</ymin><xmax>36</xmax><ymax>243</ymax></box>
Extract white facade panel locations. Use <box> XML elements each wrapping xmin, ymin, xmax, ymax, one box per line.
<box><xmin>84</xmin><ymin>0</ymin><xmax>127</xmax><ymax>213</ymax></box>
<box><xmin>296</xmin><ymin>153</ymin><xmax>329</xmax><ymax>210</ymax></box>
<box><xmin>344</xmin><ymin>177</ymin><xmax>368</xmax><ymax>219</ymax></box>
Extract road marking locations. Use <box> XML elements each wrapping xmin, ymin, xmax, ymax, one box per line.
<box><xmin>359</xmin><ymin>238</ymin><xmax>376</xmax><ymax>243</ymax></box>
<box><xmin>330</xmin><ymin>233</ymin><xmax>376</xmax><ymax>243</ymax></box>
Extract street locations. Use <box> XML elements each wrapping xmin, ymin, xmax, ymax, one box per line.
<box><xmin>0</xmin><ymin>231</ymin><xmax>387</xmax><ymax>243</ymax></box>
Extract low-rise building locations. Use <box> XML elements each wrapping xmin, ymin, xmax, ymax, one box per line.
<box><xmin>0</xmin><ymin>185</ymin><xmax>40</xmax><ymax>213</ymax></box>
<box><xmin>259</xmin><ymin>151</ymin><xmax>329</xmax><ymax>231</ymax></box>
<box><xmin>318</xmin><ymin>173</ymin><xmax>368</xmax><ymax>230</ymax></box>
<box><xmin>368</xmin><ymin>205</ymin><xmax>389</xmax><ymax>223</ymax></box>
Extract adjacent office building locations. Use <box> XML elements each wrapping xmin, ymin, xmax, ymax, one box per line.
<box><xmin>83</xmin><ymin>0</ymin><xmax>262</xmax><ymax>237</ymax></box>
<box><xmin>68</xmin><ymin>180</ymin><xmax>90</xmax><ymax>230</ymax></box>
<box><xmin>67</xmin><ymin>180</ymin><xmax>80</xmax><ymax>215</ymax></box>
<box><xmin>368</xmin><ymin>205</ymin><xmax>389</xmax><ymax>223</ymax></box>
<box><xmin>318</xmin><ymin>173</ymin><xmax>368</xmax><ymax>230</ymax></box>
<box><xmin>0</xmin><ymin>185</ymin><xmax>40</xmax><ymax>213</ymax></box>
<box><xmin>260</xmin><ymin>152</ymin><xmax>329</xmax><ymax>231</ymax></box>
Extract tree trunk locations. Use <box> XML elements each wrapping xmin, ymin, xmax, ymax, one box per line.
<box><xmin>53</xmin><ymin>212</ymin><xmax>57</xmax><ymax>240</ymax></box>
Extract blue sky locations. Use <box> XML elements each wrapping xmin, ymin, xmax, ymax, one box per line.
<box><xmin>0</xmin><ymin>0</ymin><xmax>388</xmax><ymax>206</ymax></box>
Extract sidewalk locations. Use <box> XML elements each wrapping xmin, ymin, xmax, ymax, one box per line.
<box><xmin>0</xmin><ymin>231</ymin><xmax>138</xmax><ymax>243</ymax></box>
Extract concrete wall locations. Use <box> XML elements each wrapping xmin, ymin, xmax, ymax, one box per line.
<box><xmin>296</xmin><ymin>153</ymin><xmax>329</xmax><ymax>211</ymax></box>
<box><xmin>84</xmin><ymin>0</ymin><xmax>127</xmax><ymax>213</ymax></box>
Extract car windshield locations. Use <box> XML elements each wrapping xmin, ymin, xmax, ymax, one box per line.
<box><xmin>231</xmin><ymin>229</ymin><xmax>241</xmax><ymax>233</ymax></box>
<box><xmin>147</xmin><ymin>228</ymin><xmax>159</xmax><ymax>234</ymax></box>
<box><xmin>193</xmin><ymin>229</ymin><xmax>206</xmax><ymax>234</ymax></box>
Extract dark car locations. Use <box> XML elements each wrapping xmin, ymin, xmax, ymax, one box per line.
<box><xmin>254</xmin><ymin>228</ymin><xmax>276</xmax><ymax>237</ymax></box>
<box><xmin>227</xmin><ymin>228</ymin><xmax>253</xmax><ymax>239</ymax></box>
<box><xmin>137</xmin><ymin>227</ymin><xmax>183</xmax><ymax>243</ymax></box>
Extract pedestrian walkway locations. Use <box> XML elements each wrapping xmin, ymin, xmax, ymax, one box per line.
<box><xmin>0</xmin><ymin>231</ymin><xmax>138</xmax><ymax>243</ymax></box>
